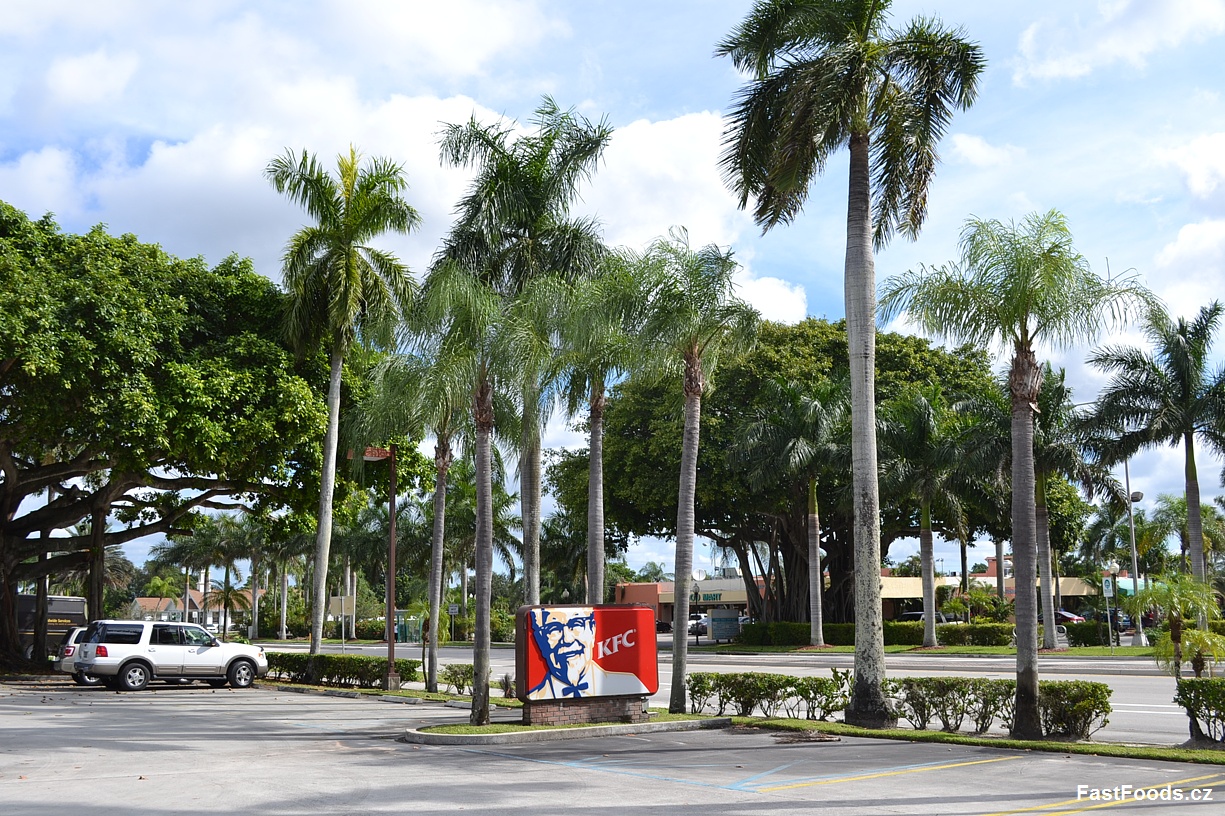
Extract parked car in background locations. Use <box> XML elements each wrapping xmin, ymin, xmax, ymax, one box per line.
<box><xmin>899</xmin><ymin>611</ymin><xmax>960</xmax><ymax>625</ymax></box>
<box><xmin>688</xmin><ymin>614</ymin><xmax>709</xmax><ymax>636</ymax></box>
<box><xmin>54</xmin><ymin>626</ymin><xmax>102</xmax><ymax>687</ymax></box>
<box><xmin>654</xmin><ymin>619</ymin><xmax>673</xmax><ymax>633</ymax></box>
<box><xmin>76</xmin><ymin>620</ymin><xmax>268</xmax><ymax>691</ymax></box>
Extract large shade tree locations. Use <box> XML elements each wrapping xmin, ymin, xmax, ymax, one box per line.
<box><xmin>879</xmin><ymin>209</ymin><xmax>1152</xmax><ymax>739</ymax></box>
<box><xmin>1086</xmin><ymin>302</ymin><xmax>1225</xmax><ymax>581</ymax></box>
<box><xmin>717</xmin><ymin>0</ymin><xmax>984</xmax><ymax>728</ymax></box>
<box><xmin>265</xmin><ymin>146</ymin><xmax>420</xmax><ymax>656</ymax></box>
<box><xmin>636</xmin><ymin>231</ymin><xmax>759</xmax><ymax>714</ymax></box>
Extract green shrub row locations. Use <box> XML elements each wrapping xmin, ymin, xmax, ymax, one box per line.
<box><xmin>266</xmin><ymin>652</ymin><xmax>420</xmax><ymax>688</ymax></box>
<box><xmin>686</xmin><ymin>671</ymin><xmax>1111</xmax><ymax>739</ymax></box>
<box><xmin>738</xmin><ymin>621</ymin><xmax>1011</xmax><ymax>647</ymax></box>
<box><xmin>1064</xmin><ymin>621</ymin><xmax>1117</xmax><ymax>647</ymax></box>
<box><xmin>1174</xmin><ymin>678</ymin><xmax>1225</xmax><ymax>743</ymax></box>
<box><xmin>441</xmin><ymin>663</ymin><xmax>477</xmax><ymax>695</ymax></box>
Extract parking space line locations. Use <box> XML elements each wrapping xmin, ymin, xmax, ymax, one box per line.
<box><xmin>978</xmin><ymin>774</ymin><xmax>1225</xmax><ymax>816</ymax></box>
<box><xmin>757</xmin><ymin>755</ymin><xmax>1021</xmax><ymax>792</ymax></box>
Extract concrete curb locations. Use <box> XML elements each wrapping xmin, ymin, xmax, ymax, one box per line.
<box><xmin>403</xmin><ymin>717</ymin><xmax>733</xmax><ymax>745</ymax></box>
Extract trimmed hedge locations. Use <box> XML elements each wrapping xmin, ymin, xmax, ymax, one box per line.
<box><xmin>686</xmin><ymin>670</ymin><xmax>1109</xmax><ymax>739</ymax></box>
<box><xmin>266</xmin><ymin>652</ymin><xmax>420</xmax><ymax>688</ymax></box>
<box><xmin>1174</xmin><ymin>678</ymin><xmax>1225</xmax><ymax>743</ymax></box>
<box><xmin>1065</xmin><ymin>621</ymin><xmax>1115</xmax><ymax>647</ymax></box>
<box><xmin>738</xmin><ymin>621</ymin><xmax>1009</xmax><ymax>647</ymax></box>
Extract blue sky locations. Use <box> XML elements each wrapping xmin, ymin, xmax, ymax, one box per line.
<box><xmin>5</xmin><ymin>1</ymin><xmax>1225</xmax><ymax>577</ymax></box>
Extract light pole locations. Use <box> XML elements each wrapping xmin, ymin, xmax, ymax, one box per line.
<box><xmin>1124</xmin><ymin>460</ymin><xmax>1146</xmax><ymax>646</ymax></box>
<box><xmin>1103</xmin><ymin>559</ymin><xmax>1119</xmax><ymax>655</ymax></box>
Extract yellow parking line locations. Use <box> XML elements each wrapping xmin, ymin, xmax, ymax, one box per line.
<box><xmin>978</xmin><ymin>774</ymin><xmax>1225</xmax><ymax>816</ymax></box>
<box><xmin>759</xmin><ymin>755</ymin><xmax>1021</xmax><ymax>792</ymax></box>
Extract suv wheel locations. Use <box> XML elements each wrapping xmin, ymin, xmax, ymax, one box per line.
<box><xmin>118</xmin><ymin>662</ymin><xmax>150</xmax><ymax>691</ymax></box>
<box><xmin>73</xmin><ymin>672</ymin><xmax>104</xmax><ymax>687</ymax></box>
<box><xmin>227</xmin><ymin>659</ymin><xmax>255</xmax><ymax>689</ymax></box>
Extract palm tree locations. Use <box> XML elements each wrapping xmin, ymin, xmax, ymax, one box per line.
<box><xmin>142</xmin><ymin>576</ymin><xmax>178</xmax><ymax>621</ymax></box>
<box><xmin>878</xmin><ymin>385</ymin><xmax>965</xmax><ymax>648</ymax></box>
<box><xmin>1086</xmin><ymin>303</ymin><xmax>1225</xmax><ymax>581</ymax></box>
<box><xmin>636</xmin><ymin>230</ymin><xmax>759</xmax><ymax>713</ymax></box>
<box><xmin>265</xmin><ymin>145</ymin><xmax>420</xmax><ymax>655</ymax></box>
<box><xmin>436</xmin><ymin>97</ymin><xmax>612</xmax><ymax>608</ymax></box>
<box><xmin>558</xmin><ymin>255</ymin><xmax>649</xmax><ymax>604</ymax></box>
<box><xmin>1033</xmin><ymin>365</ymin><xmax>1120</xmax><ymax>647</ymax></box>
<box><xmin>718</xmin><ymin>0</ymin><xmax>985</xmax><ymax>729</ymax></box>
<box><xmin>734</xmin><ymin>377</ymin><xmax>847</xmax><ymax>647</ymax></box>
<box><xmin>879</xmin><ymin>209</ymin><xmax>1152</xmax><ymax>739</ymax></box>
<box><xmin>358</xmin><ymin>348</ymin><xmax>468</xmax><ymax>692</ymax></box>
<box><xmin>1154</xmin><ymin>494</ymin><xmax>1225</xmax><ymax>576</ymax></box>
<box><xmin>1127</xmin><ymin>573</ymin><xmax>1224</xmax><ymax>687</ymax></box>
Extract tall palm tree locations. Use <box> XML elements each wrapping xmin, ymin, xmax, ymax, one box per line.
<box><xmin>878</xmin><ymin>385</ymin><xmax>965</xmax><ymax>648</ymax></box>
<box><xmin>636</xmin><ymin>230</ymin><xmax>759</xmax><ymax>714</ymax></box>
<box><xmin>437</xmin><ymin>97</ymin><xmax>612</xmax><ymax>608</ymax></box>
<box><xmin>558</xmin><ymin>255</ymin><xmax>649</xmax><ymax>604</ymax></box>
<box><xmin>879</xmin><ymin>209</ymin><xmax>1152</xmax><ymax>739</ymax></box>
<box><xmin>1086</xmin><ymin>302</ymin><xmax>1225</xmax><ymax>581</ymax></box>
<box><xmin>265</xmin><ymin>145</ymin><xmax>420</xmax><ymax>655</ymax></box>
<box><xmin>718</xmin><ymin>0</ymin><xmax>984</xmax><ymax>729</ymax></box>
<box><xmin>734</xmin><ymin>377</ymin><xmax>847</xmax><ymax>647</ymax></box>
<box><xmin>1154</xmin><ymin>494</ymin><xmax>1225</xmax><ymax>576</ymax></box>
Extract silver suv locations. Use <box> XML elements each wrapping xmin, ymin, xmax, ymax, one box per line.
<box><xmin>76</xmin><ymin>620</ymin><xmax>268</xmax><ymax>691</ymax></box>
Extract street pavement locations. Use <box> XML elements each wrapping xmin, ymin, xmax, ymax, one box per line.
<box><xmin>2</xmin><ymin>677</ymin><xmax>1223</xmax><ymax>816</ymax></box>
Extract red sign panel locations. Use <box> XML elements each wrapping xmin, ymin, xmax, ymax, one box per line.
<box><xmin>516</xmin><ymin>604</ymin><xmax>659</xmax><ymax>702</ymax></box>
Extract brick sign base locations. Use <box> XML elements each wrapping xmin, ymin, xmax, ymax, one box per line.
<box><xmin>523</xmin><ymin>696</ymin><xmax>649</xmax><ymax>726</ymax></box>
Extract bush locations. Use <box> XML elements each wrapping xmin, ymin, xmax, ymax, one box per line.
<box><xmin>793</xmin><ymin>670</ymin><xmax>850</xmax><ymax>721</ymax></box>
<box><xmin>738</xmin><ymin>623</ymin><xmax>769</xmax><ymax>646</ymax></box>
<box><xmin>1174</xmin><ymin>678</ymin><xmax>1225</xmax><ymax>742</ymax></box>
<box><xmin>355</xmin><ymin>618</ymin><xmax>386</xmax><ymax>640</ymax></box>
<box><xmin>687</xmin><ymin>672</ymin><xmax>718</xmax><ymax>714</ymax></box>
<box><xmin>822</xmin><ymin>624</ymin><xmax>856</xmax><ymax>646</ymax></box>
<box><xmin>883</xmin><ymin>621</ymin><xmax>924</xmax><ymax>646</ymax></box>
<box><xmin>1065</xmin><ymin>621</ymin><xmax>1113</xmax><ymax>647</ymax></box>
<box><xmin>491</xmin><ymin>610</ymin><xmax>516</xmax><ymax>643</ymax></box>
<box><xmin>1039</xmin><ymin>680</ymin><xmax>1111</xmax><ymax>739</ymax></box>
<box><xmin>266</xmin><ymin>652</ymin><xmax>420</xmax><ymax>688</ymax></box>
<box><xmin>894</xmin><ymin>678</ymin><xmax>937</xmax><ymax>729</ymax></box>
<box><xmin>767</xmin><ymin>622</ymin><xmax>811</xmax><ymax>646</ymax></box>
<box><xmin>968</xmin><ymin>678</ymin><xmax>1015</xmax><ymax>734</ymax></box>
<box><xmin>935</xmin><ymin>623</ymin><xmax>1013</xmax><ymax>647</ymax></box>
<box><xmin>441</xmin><ymin>663</ymin><xmax>476</xmax><ymax>695</ymax></box>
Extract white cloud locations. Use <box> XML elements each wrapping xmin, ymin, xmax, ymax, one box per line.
<box><xmin>1014</xmin><ymin>0</ymin><xmax>1225</xmax><ymax>83</ymax></box>
<box><xmin>45</xmin><ymin>49</ymin><xmax>138</xmax><ymax>107</ymax></box>
<box><xmin>734</xmin><ymin>266</ymin><xmax>807</xmax><ymax>324</ymax></box>
<box><xmin>1152</xmin><ymin>219</ymin><xmax>1225</xmax><ymax>316</ymax></box>
<box><xmin>948</xmin><ymin>134</ymin><xmax>1024</xmax><ymax>168</ymax></box>
<box><xmin>579</xmin><ymin>112</ymin><xmax>753</xmax><ymax>251</ymax></box>
<box><xmin>1160</xmin><ymin>132</ymin><xmax>1225</xmax><ymax>201</ymax></box>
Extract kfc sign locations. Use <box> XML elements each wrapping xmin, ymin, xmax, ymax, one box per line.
<box><xmin>516</xmin><ymin>604</ymin><xmax>659</xmax><ymax>702</ymax></box>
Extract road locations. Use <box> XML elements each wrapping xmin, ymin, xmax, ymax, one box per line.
<box><xmin>264</xmin><ymin>639</ymin><xmax>1195</xmax><ymax>746</ymax></box>
<box><xmin>2</xmin><ymin>677</ymin><xmax>1221</xmax><ymax>816</ymax></box>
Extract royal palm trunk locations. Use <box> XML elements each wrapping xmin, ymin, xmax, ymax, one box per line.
<box><xmin>1035</xmin><ymin>472</ymin><xmax>1057</xmax><ymax>650</ymax></box>
<box><xmin>808</xmin><ymin>478</ymin><xmax>825</xmax><ymax>647</ymax></box>
<box><xmin>1009</xmin><ymin>345</ymin><xmax>1043</xmax><ymax>739</ymax></box>
<box><xmin>920</xmin><ymin>503</ymin><xmax>937</xmax><ymax>648</ymax></box>
<box><xmin>471</xmin><ymin>381</ymin><xmax>495</xmax><ymax>725</ymax></box>
<box><xmin>427</xmin><ymin>437</ymin><xmax>451</xmax><ymax>693</ymax></box>
<box><xmin>668</xmin><ymin>356</ymin><xmax>703</xmax><ymax>714</ymax></box>
<box><xmin>587</xmin><ymin>388</ymin><xmax>607</xmax><ymax>605</ymax></box>
<box><xmin>844</xmin><ymin>131</ymin><xmax>894</xmax><ymax>728</ymax></box>
<box><xmin>310</xmin><ymin>347</ymin><xmax>345</xmax><ymax>655</ymax></box>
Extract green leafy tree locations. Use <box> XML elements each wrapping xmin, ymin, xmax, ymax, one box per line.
<box><xmin>1087</xmin><ymin>303</ymin><xmax>1225</xmax><ymax>580</ymax></box>
<box><xmin>265</xmin><ymin>146</ymin><xmax>420</xmax><ymax>655</ymax></box>
<box><xmin>735</xmin><ymin>377</ymin><xmax>846</xmax><ymax>646</ymax></box>
<box><xmin>717</xmin><ymin>0</ymin><xmax>985</xmax><ymax>729</ymax></box>
<box><xmin>0</xmin><ymin>203</ymin><xmax>323</xmax><ymax>656</ymax></box>
<box><xmin>879</xmin><ymin>209</ymin><xmax>1152</xmax><ymax>739</ymax></box>
<box><xmin>635</xmin><ymin>231</ymin><xmax>759</xmax><ymax>713</ymax></box>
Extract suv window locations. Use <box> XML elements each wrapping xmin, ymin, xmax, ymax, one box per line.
<box><xmin>152</xmin><ymin>624</ymin><xmax>182</xmax><ymax>646</ymax></box>
<box><xmin>94</xmin><ymin>623</ymin><xmax>145</xmax><ymax>645</ymax></box>
<box><xmin>182</xmin><ymin>626</ymin><xmax>214</xmax><ymax>646</ymax></box>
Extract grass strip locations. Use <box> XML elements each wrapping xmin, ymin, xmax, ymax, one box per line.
<box><xmin>736</xmin><ymin>717</ymin><xmax>1225</xmax><ymax>765</ymax></box>
<box><xmin>422</xmin><ymin>712</ymin><xmax>710</xmax><ymax>735</ymax></box>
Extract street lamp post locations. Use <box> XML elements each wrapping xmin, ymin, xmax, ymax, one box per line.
<box><xmin>1124</xmin><ymin>460</ymin><xmax>1146</xmax><ymax>646</ymax></box>
<box><xmin>360</xmin><ymin>445</ymin><xmax>400</xmax><ymax>691</ymax></box>
<box><xmin>1105</xmin><ymin>559</ymin><xmax>1120</xmax><ymax>655</ymax></box>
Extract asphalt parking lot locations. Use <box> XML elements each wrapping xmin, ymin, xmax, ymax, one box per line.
<box><xmin>2</xmin><ymin>676</ymin><xmax>1223</xmax><ymax>816</ymax></box>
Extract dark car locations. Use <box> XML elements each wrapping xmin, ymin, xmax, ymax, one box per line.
<box><xmin>654</xmin><ymin>619</ymin><xmax>672</xmax><ymax>633</ymax></box>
